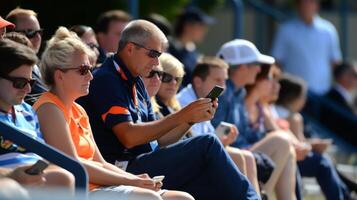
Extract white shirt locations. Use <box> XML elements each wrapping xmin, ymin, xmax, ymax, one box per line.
<box><xmin>177</xmin><ymin>84</ymin><xmax>216</xmax><ymax>136</ymax></box>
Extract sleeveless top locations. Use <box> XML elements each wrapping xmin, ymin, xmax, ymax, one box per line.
<box><xmin>33</xmin><ymin>92</ymin><xmax>99</xmax><ymax>190</ymax></box>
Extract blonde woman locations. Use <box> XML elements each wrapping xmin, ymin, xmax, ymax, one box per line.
<box><xmin>33</xmin><ymin>27</ymin><xmax>194</xmax><ymax>200</ymax></box>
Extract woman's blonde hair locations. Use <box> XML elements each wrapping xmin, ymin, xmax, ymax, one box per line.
<box><xmin>158</xmin><ymin>52</ymin><xmax>185</xmax><ymax>111</ymax></box>
<box><xmin>40</xmin><ymin>26</ymin><xmax>94</xmax><ymax>88</ymax></box>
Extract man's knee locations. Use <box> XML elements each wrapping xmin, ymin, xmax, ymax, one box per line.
<box><xmin>192</xmin><ymin>134</ymin><xmax>221</xmax><ymax>147</ymax></box>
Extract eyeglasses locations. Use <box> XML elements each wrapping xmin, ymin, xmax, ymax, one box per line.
<box><xmin>15</xmin><ymin>29</ymin><xmax>43</xmax><ymax>39</ymax></box>
<box><xmin>161</xmin><ymin>72</ymin><xmax>183</xmax><ymax>83</ymax></box>
<box><xmin>146</xmin><ymin>70</ymin><xmax>164</xmax><ymax>80</ymax></box>
<box><xmin>0</xmin><ymin>75</ymin><xmax>36</xmax><ymax>89</ymax></box>
<box><xmin>58</xmin><ymin>64</ymin><xmax>92</xmax><ymax>76</ymax></box>
<box><xmin>130</xmin><ymin>42</ymin><xmax>162</xmax><ymax>58</ymax></box>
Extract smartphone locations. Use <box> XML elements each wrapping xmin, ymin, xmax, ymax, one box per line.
<box><xmin>215</xmin><ymin>122</ymin><xmax>233</xmax><ymax>137</ymax></box>
<box><xmin>25</xmin><ymin>160</ymin><xmax>49</xmax><ymax>175</ymax></box>
<box><xmin>152</xmin><ymin>175</ymin><xmax>165</xmax><ymax>183</ymax></box>
<box><xmin>205</xmin><ymin>85</ymin><xmax>224</xmax><ymax>100</ymax></box>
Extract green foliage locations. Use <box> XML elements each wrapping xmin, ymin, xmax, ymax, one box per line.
<box><xmin>0</xmin><ymin>0</ymin><xmax>223</xmax><ymax>38</ymax></box>
<box><xmin>139</xmin><ymin>0</ymin><xmax>189</xmax><ymax>21</ymax></box>
<box><xmin>194</xmin><ymin>0</ymin><xmax>225</xmax><ymax>13</ymax></box>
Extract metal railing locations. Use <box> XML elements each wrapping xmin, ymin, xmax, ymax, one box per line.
<box><xmin>0</xmin><ymin>121</ymin><xmax>88</xmax><ymax>198</ymax></box>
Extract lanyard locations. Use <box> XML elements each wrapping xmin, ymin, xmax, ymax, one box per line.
<box><xmin>113</xmin><ymin>60</ymin><xmax>140</xmax><ymax>120</ymax></box>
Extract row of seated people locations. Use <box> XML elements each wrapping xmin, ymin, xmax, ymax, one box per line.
<box><xmin>0</xmin><ymin>21</ymin><xmax>258</xmax><ymax>200</ymax></box>
<box><xmin>1</xmin><ymin>17</ymin><xmax>355</xmax><ymax>200</ymax></box>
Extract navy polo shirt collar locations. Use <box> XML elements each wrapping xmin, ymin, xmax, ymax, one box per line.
<box><xmin>112</xmin><ymin>54</ymin><xmax>141</xmax><ymax>84</ymax></box>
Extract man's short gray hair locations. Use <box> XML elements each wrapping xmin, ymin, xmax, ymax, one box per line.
<box><xmin>118</xmin><ymin>19</ymin><xmax>168</xmax><ymax>52</ymax></box>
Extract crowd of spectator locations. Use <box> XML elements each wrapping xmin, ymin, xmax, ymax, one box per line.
<box><xmin>0</xmin><ymin>0</ymin><xmax>356</xmax><ymax>199</ymax></box>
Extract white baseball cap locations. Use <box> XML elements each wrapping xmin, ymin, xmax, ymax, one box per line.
<box><xmin>217</xmin><ymin>39</ymin><xmax>275</xmax><ymax>66</ymax></box>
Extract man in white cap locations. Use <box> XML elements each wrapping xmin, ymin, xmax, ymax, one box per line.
<box><xmin>0</xmin><ymin>16</ymin><xmax>15</xmax><ymax>39</ymax></box>
<box><xmin>212</xmin><ymin>40</ymin><xmax>300</xmax><ymax>200</ymax></box>
<box><xmin>212</xmin><ymin>39</ymin><xmax>275</xmax><ymax>147</ymax></box>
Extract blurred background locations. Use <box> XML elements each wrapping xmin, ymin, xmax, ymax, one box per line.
<box><xmin>1</xmin><ymin>0</ymin><xmax>356</xmax><ymax>59</ymax></box>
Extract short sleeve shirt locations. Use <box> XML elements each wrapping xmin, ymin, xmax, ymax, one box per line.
<box><xmin>77</xmin><ymin>54</ymin><xmax>156</xmax><ymax>164</ymax></box>
<box><xmin>271</xmin><ymin>15</ymin><xmax>342</xmax><ymax>94</ymax></box>
<box><xmin>0</xmin><ymin>103</ymin><xmax>42</xmax><ymax>168</ymax></box>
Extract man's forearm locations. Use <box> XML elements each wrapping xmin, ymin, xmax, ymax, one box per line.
<box><xmin>113</xmin><ymin>111</ymin><xmax>187</xmax><ymax>148</ymax></box>
<box><xmin>158</xmin><ymin>123</ymin><xmax>191</xmax><ymax>147</ymax></box>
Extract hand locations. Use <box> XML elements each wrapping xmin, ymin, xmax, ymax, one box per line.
<box><xmin>8</xmin><ymin>165</ymin><xmax>46</xmax><ymax>186</ymax></box>
<box><xmin>309</xmin><ymin>138</ymin><xmax>332</xmax><ymax>154</ymax></box>
<box><xmin>294</xmin><ymin>142</ymin><xmax>311</xmax><ymax>161</ymax></box>
<box><xmin>180</xmin><ymin>98</ymin><xmax>215</xmax><ymax>124</ymax></box>
<box><xmin>134</xmin><ymin>174</ymin><xmax>157</xmax><ymax>191</ymax></box>
<box><xmin>219</xmin><ymin>124</ymin><xmax>239</xmax><ymax>146</ymax></box>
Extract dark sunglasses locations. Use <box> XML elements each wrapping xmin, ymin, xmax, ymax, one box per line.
<box><xmin>161</xmin><ymin>72</ymin><xmax>183</xmax><ymax>83</ymax></box>
<box><xmin>58</xmin><ymin>64</ymin><xmax>92</xmax><ymax>76</ymax></box>
<box><xmin>146</xmin><ymin>70</ymin><xmax>164</xmax><ymax>80</ymax></box>
<box><xmin>130</xmin><ymin>42</ymin><xmax>162</xmax><ymax>58</ymax></box>
<box><xmin>0</xmin><ymin>75</ymin><xmax>36</xmax><ymax>89</ymax></box>
<box><xmin>15</xmin><ymin>29</ymin><xmax>43</xmax><ymax>39</ymax></box>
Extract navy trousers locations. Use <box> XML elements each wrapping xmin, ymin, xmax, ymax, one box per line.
<box><xmin>127</xmin><ymin>135</ymin><xmax>260</xmax><ymax>200</ymax></box>
<box><xmin>297</xmin><ymin>151</ymin><xmax>348</xmax><ymax>200</ymax></box>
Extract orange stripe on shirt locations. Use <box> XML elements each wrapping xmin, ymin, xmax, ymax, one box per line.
<box><xmin>101</xmin><ymin>106</ymin><xmax>130</xmax><ymax>122</ymax></box>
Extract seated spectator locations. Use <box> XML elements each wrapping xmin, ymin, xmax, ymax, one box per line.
<box><xmin>142</xmin><ymin>54</ymin><xmax>192</xmax><ymax>143</ymax></box>
<box><xmin>214</xmin><ymin>39</ymin><xmax>297</xmax><ymax>200</ymax></box>
<box><xmin>0</xmin><ymin>16</ymin><xmax>15</xmax><ymax>39</ymax></box>
<box><xmin>95</xmin><ymin>10</ymin><xmax>131</xmax><ymax>64</ymax></box>
<box><xmin>168</xmin><ymin>7</ymin><xmax>215</xmax><ymax>87</ymax></box>
<box><xmin>0</xmin><ymin>38</ymin><xmax>74</xmax><ymax>192</ymax></box>
<box><xmin>245</xmin><ymin>65</ymin><xmax>311</xmax><ymax>162</ymax></box>
<box><xmin>265</xmin><ymin>72</ymin><xmax>351</xmax><ymax>200</ymax></box>
<box><xmin>6</xmin><ymin>8</ymin><xmax>48</xmax><ymax>105</ymax></box>
<box><xmin>33</xmin><ymin>27</ymin><xmax>193</xmax><ymax>200</ymax></box>
<box><xmin>70</xmin><ymin>25</ymin><xmax>100</xmax><ymax>66</ymax></box>
<box><xmin>326</xmin><ymin>61</ymin><xmax>357</xmax><ymax>114</ymax></box>
<box><xmin>155</xmin><ymin>53</ymin><xmax>184</xmax><ymax>116</ymax></box>
<box><xmin>78</xmin><ymin>20</ymin><xmax>259</xmax><ymax>200</ymax></box>
<box><xmin>176</xmin><ymin>56</ymin><xmax>260</xmax><ymax>193</ymax></box>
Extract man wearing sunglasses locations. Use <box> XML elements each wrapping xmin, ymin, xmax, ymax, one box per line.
<box><xmin>0</xmin><ymin>39</ymin><xmax>75</xmax><ymax>191</ymax></box>
<box><xmin>6</xmin><ymin>8</ymin><xmax>42</xmax><ymax>54</ymax></box>
<box><xmin>79</xmin><ymin>20</ymin><xmax>259</xmax><ymax>200</ymax></box>
<box><xmin>6</xmin><ymin>8</ymin><xmax>48</xmax><ymax>105</ymax></box>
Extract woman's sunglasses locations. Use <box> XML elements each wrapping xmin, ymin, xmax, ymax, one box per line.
<box><xmin>146</xmin><ymin>70</ymin><xmax>164</xmax><ymax>80</ymax></box>
<box><xmin>15</xmin><ymin>29</ymin><xmax>43</xmax><ymax>39</ymax></box>
<box><xmin>0</xmin><ymin>75</ymin><xmax>36</xmax><ymax>89</ymax></box>
<box><xmin>161</xmin><ymin>72</ymin><xmax>183</xmax><ymax>83</ymax></box>
<box><xmin>58</xmin><ymin>64</ymin><xmax>92</xmax><ymax>76</ymax></box>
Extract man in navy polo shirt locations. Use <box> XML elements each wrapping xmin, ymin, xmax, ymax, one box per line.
<box><xmin>78</xmin><ymin>20</ymin><xmax>259</xmax><ymax>200</ymax></box>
